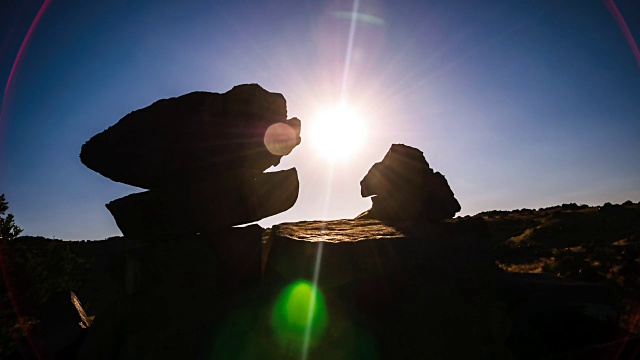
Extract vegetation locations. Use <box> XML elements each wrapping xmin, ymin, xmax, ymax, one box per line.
<box><xmin>0</xmin><ymin>194</ymin><xmax>22</xmax><ymax>241</ymax></box>
<box><xmin>1</xmin><ymin>196</ymin><xmax>93</xmax><ymax>357</ymax></box>
<box><xmin>1</xmin><ymin>237</ymin><xmax>94</xmax><ymax>357</ymax></box>
<box><xmin>1</xmin><ymin>194</ymin><xmax>25</xmax><ymax>357</ymax></box>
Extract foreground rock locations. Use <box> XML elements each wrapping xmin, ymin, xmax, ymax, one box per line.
<box><xmin>262</xmin><ymin>218</ymin><xmax>507</xmax><ymax>359</ymax></box>
<box><xmin>78</xmin><ymin>226</ymin><xmax>263</xmax><ymax>359</ymax></box>
<box><xmin>80</xmin><ymin>84</ymin><xmax>301</xmax><ymax>189</ymax></box>
<box><xmin>359</xmin><ymin>144</ymin><xmax>461</xmax><ymax>223</ymax></box>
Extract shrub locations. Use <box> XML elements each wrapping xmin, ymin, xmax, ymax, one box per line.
<box><xmin>0</xmin><ymin>194</ymin><xmax>22</xmax><ymax>241</ymax></box>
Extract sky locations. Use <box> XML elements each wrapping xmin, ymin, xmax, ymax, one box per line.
<box><xmin>1</xmin><ymin>0</ymin><xmax>639</xmax><ymax>240</ymax></box>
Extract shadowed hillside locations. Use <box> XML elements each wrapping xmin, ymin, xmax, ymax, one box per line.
<box><xmin>478</xmin><ymin>200</ymin><xmax>640</xmax><ymax>336</ymax></box>
<box><xmin>482</xmin><ymin>202</ymin><xmax>639</xmax><ymax>290</ymax></box>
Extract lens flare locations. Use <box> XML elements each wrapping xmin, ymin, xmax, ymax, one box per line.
<box><xmin>333</xmin><ymin>11</ymin><xmax>385</xmax><ymax>26</ymax></box>
<box><xmin>271</xmin><ymin>280</ymin><xmax>328</xmax><ymax>352</ymax></box>
<box><xmin>264</xmin><ymin>123</ymin><xmax>298</xmax><ymax>156</ymax></box>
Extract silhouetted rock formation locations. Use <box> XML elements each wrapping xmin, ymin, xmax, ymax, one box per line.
<box><xmin>54</xmin><ymin>85</ymin><xmax>635</xmax><ymax>359</ymax></box>
<box><xmin>74</xmin><ymin>84</ymin><xmax>301</xmax><ymax>357</ymax></box>
<box><xmin>80</xmin><ymin>84</ymin><xmax>301</xmax><ymax>238</ymax></box>
<box><xmin>358</xmin><ymin>144</ymin><xmax>461</xmax><ymax>223</ymax></box>
<box><xmin>80</xmin><ymin>84</ymin><xmax>301</xmax><ymax>189</ymax></box>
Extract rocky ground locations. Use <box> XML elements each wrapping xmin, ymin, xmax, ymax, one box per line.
<box><xmin>1</xmin><ymin>200</ymin><xmax>638</xmax><ymax>359</ymax></box>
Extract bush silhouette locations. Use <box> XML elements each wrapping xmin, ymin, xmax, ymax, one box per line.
<box><xmin>0</xmin><ymin>194</ymin><xmax>22</xmax><ymax>241</ymax></box>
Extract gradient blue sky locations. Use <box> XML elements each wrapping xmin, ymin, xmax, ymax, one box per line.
<box><xmin>1</xmin><ymin>0</ymin><xmax>639</xmax><ymax>240</ymax></box>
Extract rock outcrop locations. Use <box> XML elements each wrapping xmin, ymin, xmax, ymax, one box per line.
<box><xmin>75</xmin><ymin>84</ymin><xmax>302</xmax><ymax>357</ymax></box>
<box><xmin>80</xmin><ymin>84</ymin><xmax>301</xmax><ymax>239</ymax></box>
<box><xmin>359</xmin><ymin>144</ymin><xmax>461</xmax><ymax>223</ymax></box>
<box><xmin>262</xmin><ymin>218</ymin><xmax>506</xmax><ymax>358</ymax></box>
<box><xmin>77</xmin><ymin>226</ymin><xmax>264</xmax><ymax>359</ymax></box>
<box><xmin>58</xmin><ymin>87</ymin><xmax>632</xmax><ymax>359</ymax></box>
<box><xmin>80</xmin><ymin>84</ymin><xmax>301</xmax><ymax>189</ymax></box>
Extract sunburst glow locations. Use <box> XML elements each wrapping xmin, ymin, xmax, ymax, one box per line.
<box><xmin>309</xmin><ymin>104</ymin><xmax>367</xmax><ymax>162</ymax></box>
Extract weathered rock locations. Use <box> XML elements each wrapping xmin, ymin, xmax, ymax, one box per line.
<box><xmin>265</xmin><ymin>217</ymin><xmax>492</xmax><ymax>289</ymax></box>
<box><xmin>78</xmin><ymin>225</ymin><xmax>264</xmax><ymax>359</ymax></box>
<box><xmin>359</xmin><ymin>144</ymin><xmax>461</xmax><ymax>223</ymax></box>
<box><xmin>80</xmin><ymin>84</ymin><xmax>301</xmax><ymax>189</ymax></box>
<box><xmin>262</xmin><ymin>218</ymin><xmax>505</xmax><ymax>358</ymax></box>
<box><xmin>106</xmin><ymin>168</ymin><xmax>299</xmax><ymax>239</ymax></box>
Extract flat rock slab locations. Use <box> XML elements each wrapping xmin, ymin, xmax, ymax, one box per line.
<box><xmin>262</xmin><ymin>218</ymin><xmax>505</xmax><ymax>358</ymax></box>
<box><xmin>265</xmin><ymin>218</ymin><xmax>493</xmax><ymax>289</ymax></box>
<box><xmin>275</xmin><ymin>219</ymin><xmax>405</xmax><ymax>242</ymax></box>
<box><xmin>107</xmin><ymin>168</ymin><xmax>299</xmax><ymax>239</ymax></box>
<box><xmin>266</xmin><ymin>219</ymin><xmax>412</xmax><ymax>289</ymax></box>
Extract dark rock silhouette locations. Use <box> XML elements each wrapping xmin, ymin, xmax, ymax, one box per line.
<box><xmin>80</xmin><ymin>84</ymin><xmax>301</xmax><ymax>238</ymax></box>
<box><xmin>80</xmin><ymin>84</ymin><xmax>301</xmax><ymax>189</ymax></box>
<box><xmin>77</xmin><ymin>226</ymin><xmax>264</xmax><ymax>359</ymax></box>
<box><xmin>263</xmin><ymin>218</ymin><xmax>507</xmax><ymax>358</ymax></box>
<box><xmin>358</xmin><ymin>144</ymin><xmax>461</xmax><ymax>223</ymax></box>
<box><xmin>72</xmin><ymin>84</ymin><xmax>302</xmax><ymax>357</ymax></box>
<box><xmin>107</xmin><ymin>168</ymin><xmax>299</xmax><ymax>239</ymax></box>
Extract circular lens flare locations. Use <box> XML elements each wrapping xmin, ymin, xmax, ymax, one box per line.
<box><xmin>264</xmin><ymin>123</ymin><xmax>298</xmax><ymax>156</ymax></box>
<box><xmin>309</xmin><ymin>104</ymin><xmax>367</xmax><ymax>162</ymax></box>
<box><xmin>271</xmin><ymin>280</ymin><xmax>328</xmax><ymax>351</ymax></box>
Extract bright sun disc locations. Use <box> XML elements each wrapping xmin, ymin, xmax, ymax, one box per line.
<box><xmin>309</xmin><ymin>104</ymin><xmax>367</xmax><ymax>162</ymax></box>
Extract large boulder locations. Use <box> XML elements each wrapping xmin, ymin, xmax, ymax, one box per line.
<box><xmin>80</xmin><ymin>84</ymin><xmax>303</xmax><ymax>238</ymax></box>
<box><xmin>106</xmin><ymin>168</ymin><xmax>299</xmax><ymax>239</ymax></box>
<box><xmin>359</xmin><ymin>144</ymin><xmax>461</xmax><ymax>223</ymax></box>
<box><xmin>80</xmin><ymin>84</ymin><xmax>301</xmax><ymax>189</ymax></box>
<box><xmin>261</xmin><ymin>218</ymin><xmax>507</xmax><ymax>359</ymax></box>
<box><xmin>78</xmin><ymin>225</ymin><xmax>264</xmax><ymax>359</ymax></box>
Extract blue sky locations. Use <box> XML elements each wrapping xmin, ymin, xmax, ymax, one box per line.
<box><xmin>1</xmin><ymin>0</ymin><xmax>639</xmax><ymax>240</ymax></box>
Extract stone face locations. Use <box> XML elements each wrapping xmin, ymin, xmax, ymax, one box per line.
<box><xmin>106</xmin><ymin>168</ymin><xmax>299</xmax><ymax>239</ymax></box>
<box><xmin>78</xmin><ymin>225</ymin><xmax>264</xmax><ymax>359</ymax></box>
<box><xmin>80</xmin><ymin>84</ymin><xmax>301</xmax><ymax>189</ymax></box>
<box><xmin>265</xmin><ymin>218</ymin><xmax>492</xmax><ymax>288</ymax></box>
<box><xmin>262</xmin><ymin>218</ymin><xmax>502</xmax><ymax>358</ymax></box>
<box><xmin>359</xmin><ymin>144</ymin><xmax>461</xmax><ymax>222</ymax></box>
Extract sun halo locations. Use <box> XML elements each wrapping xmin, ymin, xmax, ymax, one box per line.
<box><xmin>308</xmin><ymin>104</ymin><xmax>367</xmax><ymax>162</ymax></box>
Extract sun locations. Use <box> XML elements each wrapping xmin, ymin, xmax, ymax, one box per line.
<box><xmin>308</xmin><ymin>104</ymin><xmax>367</xmax><ymax>162</ymax></box>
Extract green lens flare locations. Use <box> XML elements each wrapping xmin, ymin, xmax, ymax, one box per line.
<box><xmin>271</xmin><ymin>280</ymin><xmax>328</xmax><ymax>350</ymax></box>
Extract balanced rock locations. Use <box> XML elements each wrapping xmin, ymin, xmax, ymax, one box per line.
<box><xmin>80</xmin><ymin>84</ymin><xmax>303</xmax><ymax>238</ymax></box>
<box><xmin>359</xmin><ymin>144</ymin><xmax>461</xmax><ymax>223</ymax></box>
<box><xmin>80</xmin><ymin>84</ymin><xmax>301</xmax><ymax>189</ymax></box>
